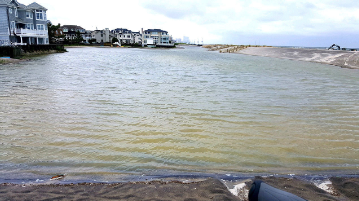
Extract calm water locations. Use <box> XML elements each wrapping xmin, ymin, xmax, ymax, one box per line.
<box><xmin>1</xmin><ymin>46</ymin><xmax>359</xmax><ymax>181</ymax></box>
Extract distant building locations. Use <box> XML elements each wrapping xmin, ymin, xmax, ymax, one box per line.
<box><xmin>112</xmin><ymin>28</ymin><xmax>133</xmax><ymax>44</ymax></box>
<box><xmin>142</xmin><ymin>29</ymin><xmax>174</xmax><ymax>47</ymax></box>
<box><xmin>132</xmin><ymin>31</ymin><xmax>142</xmax><ymax>44</ymax></box>
<box><xmin>51</xmin><ymin>27</ymin><xmax>63</xmax><ymax>43</ymax></box>
<box><xmin>83</xmin><ymin>30</ymin><xmax>92</xmax><ymax>43</ymax></box>
<box><xmin>61</xmin><ymin>25</ymin><xmax>86</xmax><ymax>41</ymax></box>
<box><xmin>112</xmin><ymin>28</ymin><xmax>142</xmax><ymax>45</ymax></box>
<box><xmin>91</xmin><ymin>28</ymin><xmax>114</xmax><ymax>43</ymax></box>
<box><xmin>0</xmin><ymin>0</ymin><xmax>49</xmax><ymax>45</ymax></box>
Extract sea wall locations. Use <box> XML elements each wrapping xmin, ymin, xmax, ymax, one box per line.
<box><xmin>236</xmin><ymin>47</ymin><xmax>359</xmax><ymax>69</ymax></box>
<box><xmin>0</xmin><ymin>44</ymin><xmax>65</xmax><ymax>58</ymax></box>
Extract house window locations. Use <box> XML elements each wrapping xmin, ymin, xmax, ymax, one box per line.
<box><xmin>63</xmin><ymin>28</ymin><xmax>68</xmax><ymax>32</ymax></box>
<box><xmin>37</xmin><ymin>24</ymin><xmax>45</xmax><ymax>30</ymax></box>
<box><xmin>15</xmin><ymin>8</ymin><xmax>18</xmax><ymax>17</ymax></box>
<box><xmin>25</xmin><ymin>23</ymin><xmax>34</xmax><ymax>30</ymax></box>
<box><xmin>10</xmin><ymin>21</ymin><xmax>15</xmax><ymax>31</ymax></box>
<box><xmin>26</xmin><ymin>11</ymin><xmax>33</xmax><ymax>19</ymax></box>
<box><xmin>36</xmin><ymin>10</ymin><xmax>45</xmax><ymax>20</ymax></box>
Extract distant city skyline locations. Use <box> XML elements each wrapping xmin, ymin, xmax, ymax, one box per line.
<box><xmin>18</xmin><ymin>0</ymin><xmax>359</xmax><ymax>47</ymax></box>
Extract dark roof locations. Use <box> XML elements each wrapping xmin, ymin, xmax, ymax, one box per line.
<box><xmin>144</xmin><ymin>29</ymin><xmax>168</xmax><ymax>33</ymax></box>
<box><xmin>113</xmin><ymin>28</ymin><xmax>132</xmax><ymax>33</ymax></box>
<box><xmin>61</xmin><ymin>25</ymin><xmax>85</xmax><ymax>30</ymax></box>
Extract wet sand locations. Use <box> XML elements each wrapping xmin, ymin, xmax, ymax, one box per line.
<box><xmin>0</xmin><ymin>58</ymin><xmax>23</xmax><ymax>65</ymax></box>
<box><xmin>1</xmin><ymin>177</ymin><xmax>359</xmax><ymax>200</ymax></box>
<box><xmin>0</xmin><ymin>178</ymin><xmax>240</xmax><ymax>201</ymax></box>
<box><xmin>236</xmin><ymin>47</ymin><xmax>359</xmax><ymax>69</ymax></box>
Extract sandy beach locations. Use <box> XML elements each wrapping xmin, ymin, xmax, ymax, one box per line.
<box><xmin>236</xmin><ymin>47</ymin><xmax>359</xmax><ymax>69</ymax></box>
<box><xmin>1</xmin><ymin>176</ymin><xmax>358</xmax><ymax>200</ymax></box>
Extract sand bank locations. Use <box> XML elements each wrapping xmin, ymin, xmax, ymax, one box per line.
<box><xmin>0</xmin><ymin>58</ymin><xmax>23</xmax><ymax>65</ymax></box>
<box><xmin>1</xmin><ymin>177</ymin><xmax>358</xmax><ymax>200</ymax></box>
<box><xmin>236</xmin><ymin>47</ymin><xmax>359</xmax><ymax>69</ymax></box>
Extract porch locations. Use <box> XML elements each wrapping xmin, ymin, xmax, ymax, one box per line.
<box><xmin>11</xmin><ymin>29</ymin><xmax>49</xmax><ymax>45</ymax></box>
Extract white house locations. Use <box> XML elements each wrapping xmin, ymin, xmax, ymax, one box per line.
<box><xmin>112</xmin><ymin>28</ymin><xmax>134</xmax><ymax>45</ymax></box>
<box><xmin>141</xmin><ymin>29</ymin><xmax>174</xmax><ymax>47</ymax></box>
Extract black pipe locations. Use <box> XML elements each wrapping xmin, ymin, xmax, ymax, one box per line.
<box><xmin>249</xmin><ymin>180</ymin><xmax>307</xmax><ymax>201</ymax></box>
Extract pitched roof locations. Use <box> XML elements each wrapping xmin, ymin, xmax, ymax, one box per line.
<box><xmin>27</xmin><ymin>2</ymin><xmax>47</xmax><ymax>10</ymax></box>
<box><xmin>0</xmin><ymin>1</ymin><xmax>47</xmax><ymax>10</ymax></box>
<box><xmin>18</xmin><ymin>3</ymin><xmax>28</xmax><ymax>9</ymax></box>
<box><xmin>0</xmin><ymin>0</ymin><xmax>10</xmax><ymax>6</ymax></box>
<box><xmin>61</xmin><ymin>25</ymin><xmax>85</xmax><ymax>30</ymax></box>
<box><xmin>1</xmin><ymin>0</ymin><xmax>21</xmax><ymax>7</ymax></box>
<box><xmin>144</xmin><ymin>29</ymin><xmax>168</xmax><ymax>33</ymax></box>
<box><xmin>113</xmin><ymin>28</ymin><xmax>132</xmax><ymax>33</ymax></box>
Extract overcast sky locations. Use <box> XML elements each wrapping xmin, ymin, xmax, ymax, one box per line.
<box><xmin>19</xmin><ymin>0</ymin><xmax>359</xmax><ymax>47</ymax></box>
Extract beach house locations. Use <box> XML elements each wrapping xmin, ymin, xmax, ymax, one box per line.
<box><xmin>0</xmin><ymin>0</ymin><xmax>49</xmax><ymax>46</ymax></box>
<box><xmin>112</xmin><ymin>28</ymin><xmax>134</xmax><ymax>45</ymax></box>
<box><xmin>91</xmin><ymin>28</ymin><xmax>115</xmax><ymax>43</ymax></box>
<box><xmin>61</xmin><ymin>25</ymin><xmax>86</xmax><ymax>41</ymax></box>
<box><xmin>142</xmin><ymin>29</ymin><xmax>174</xmax><ymax>47</ymax></box>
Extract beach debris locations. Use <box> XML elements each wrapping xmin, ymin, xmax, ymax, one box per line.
<box><xmin>313</xmin><ymin>179</ymin><xmax>337</xmax><ymax>195</ymax></box>
<box><xmin>229</xmin><ymin>182</ymin><xmax>249</xmax><ymax>200</ymax></box>
<box><xmin>203</xmin><ymin>44</ymin><xmax>271</xmax><ymax>53</ymax></box>
<box><xmin>50</xmin><ymin>174</ymin><xmax>65</xmax><ymax>180</ymax></box>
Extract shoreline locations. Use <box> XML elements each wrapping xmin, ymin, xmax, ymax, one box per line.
<box><xmin>0</xmin><ymin>58</ymin><xmax>23</xmax><ymax>65</ymax></box>
<box><xmin>235</xmin><ymin>47</ymin><xmax>359</xmax><ymax>69</ymax></box>
<box><xmin>1</xmin><ymin>175</ymin><xmax>358</xmax><ymax>200</ymax></box>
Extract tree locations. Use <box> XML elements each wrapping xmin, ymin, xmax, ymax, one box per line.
<box><xmin>47</xmin><ymin>22</ymin><xmax>61</xmax><ymax>44</ymax></box>
<box><xmin>74</xmin><ymin>31</ymin><xmax>83</xmax><ymax>44</ymax></box>
<box><xmin>112</xmin><ymin>37</ymin><xmax>119</xmax><ymax>43</ymax></box>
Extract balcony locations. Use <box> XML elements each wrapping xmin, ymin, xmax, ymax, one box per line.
<box><xmin>12</xmin><ymin>29</ymin><xmax>48</xmax><ymax>37</ymax></box>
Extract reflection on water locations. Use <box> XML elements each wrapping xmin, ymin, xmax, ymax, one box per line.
<box><xmin>0</xmin><ymin>46</ymin><xmax>359</xmax><ymax>179</ymax></box>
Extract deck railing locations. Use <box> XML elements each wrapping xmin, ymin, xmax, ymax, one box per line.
<box><xmin>12</xmin><ymin>29</ymin><xmax>48</xmax><ymax>37</ymax></box>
